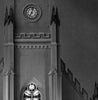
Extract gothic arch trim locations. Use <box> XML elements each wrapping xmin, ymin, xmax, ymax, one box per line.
<box><xmin>21</xmin><ymin>82</ymin><xmax>42</xmax><ymax>100</ymax></box>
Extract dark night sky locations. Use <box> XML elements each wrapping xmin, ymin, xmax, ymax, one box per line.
<box><xmin>0</xmin><ymin>0</ymin><xmax>98</xmax><ymax>98</ymax></box>
<box><xmin>58</xmin><ymin>0</ymin><xmax>98</xmax><ymax>98</ymax></box>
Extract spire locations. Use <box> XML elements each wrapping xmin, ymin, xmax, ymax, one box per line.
<box><xmin>8</xmin><ymin>7</ymin><xmax>14</xmax><ymax>25</ymax></box>
<box><xmin>4</xmin><ymin>7</ymin><xmax>8</xmax><ymax>26</ymax></box>
<box><xmin>50</xmin><ymin>6</ymin><xmax>60</xmax><ymax>26</ymax></box>
<box><xmin>4</xmin><ymin>6</ymin><xmax>14</xmax><ymax>26</ymax></box>
<box><xmin>50</xmin><ymin>6</ymin><xmax>60</xmax><ymax>43</ymax></box>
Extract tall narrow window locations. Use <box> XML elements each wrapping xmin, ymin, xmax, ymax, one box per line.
<box><xmin>23</xmin><ymin>82</ymin><xmax>41</xmax><ymax>100</ymax></box>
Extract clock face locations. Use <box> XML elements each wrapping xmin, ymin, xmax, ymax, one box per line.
<box><xmin>26</xmin><ymin>7</ymin><xmax>38</xmax><ymax>19</ymax></box>
<box><xmin>23</xmin><ymin>4</ymin><xmax>41</xmax><ymax>22</ymax></box>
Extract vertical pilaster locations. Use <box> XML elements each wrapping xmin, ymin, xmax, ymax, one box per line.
<box><xmin>49</xmin><ymin>5</ymin><xmax>62</xmax><ymax>100</ymax></box>
<box><xmin>9</xmin><ymin>70</ymin><xmax>14</xmax><ymax>100</ymax></box>
<box><xmin>3</xmin><ymin>2</ymin><xmax>14</xmax><ymax>99</ymax></box>
<box><xmin>48</xmin><ymin>71</ymin><xmax>53</xmax><ymax>100</ymax></box>
<box><xmin>3</xmin><ymin>70</ymin><xmax>14</xmax><ymax>100</ymax></box>
<box><xmin>3</xmin><ymin>72</ymin><xmax>9</xmax><ymax>100</ymax></box>
<box><xmin>49</xmin><ymin>20</ymin><xmax>57</xmax><ymax>100</ymax></box>
<box><xmin>48</xmin><ymin>66</ymin><xmax>62</xmax><ymax>100</ymax></box>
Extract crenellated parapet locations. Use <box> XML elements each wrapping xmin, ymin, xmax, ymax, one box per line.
<box><xmin>61</xmin><ymin>59</ymin><xmax>88</xmax><ymax>100</ymax></box>
<box><xmin>82</xmin><ymin>88</ymin><xmax>88</xmax><ymax>100</ymax></box>
<box><xmin>67</xmin><ymin>68</ymin><xmax>73</xmax><ymax>83</ymax></box>
<box><xmin>74</xmin><ymin>78</ymin><xmax>81</xmax><ymax>92</ymax></box>
<box><xmin>61</xmin><ymin>59</ymin><xmax>66</xmax><ymax>73</ymax></box>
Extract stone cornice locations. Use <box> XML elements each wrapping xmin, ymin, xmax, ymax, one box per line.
<box><xmin>15</xmin><ymin>44</ymin><xmax>51</xmax><ymax>49</ymax></box>
<box><xmin>14</xmin><ymin>32</ymin><xmax>51</xmax><ymax>43</ymax></box>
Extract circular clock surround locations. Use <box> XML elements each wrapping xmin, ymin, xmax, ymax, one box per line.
<box><xmin>23</xmin><ymin>4</ymin><xmax>42</xmax><ymax>22</ymax></box>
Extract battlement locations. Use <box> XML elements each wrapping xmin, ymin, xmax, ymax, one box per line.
<box><xmin>61</xmin><ymin>59</ymin><xmax>88</xmax><ymax>100</ymax></box>
<box><xmin>61</xmin><ymin>59</ymin><xmax>66</xmax><ymax>73</ymax></box>
<box><xmin>74</xmin><ymin>78</ymin><xmax>81</xmax><ymax>92</ymax></box>
<box><xmin>82</xmin><ymin>88</ymin><xmax>88</xmax><ymax>100</ymax></box>
<box><xmin>67</xmin><ymin>68</ymin><xmax>73</xmax><ymax>82</ymax></box>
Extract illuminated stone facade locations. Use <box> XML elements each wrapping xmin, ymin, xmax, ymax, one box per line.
<box><xmin>0</xmin><ymin>0</ymin><xmax>88</xmax><ymax>100</ymax></box>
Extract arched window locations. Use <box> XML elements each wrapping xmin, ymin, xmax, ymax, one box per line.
<box><xmin>22</xmin><ymin>82</ymin><xmax>41</xmax><ymax>100</ymax></box>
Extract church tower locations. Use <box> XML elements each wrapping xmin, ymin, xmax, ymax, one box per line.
<box><xmin>3</xmin><ymin>0</ymin><xmax>62</xmax><ymax>100</ymax></box>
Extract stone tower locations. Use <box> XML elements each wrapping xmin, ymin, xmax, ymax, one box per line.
<box><xmin>3</xmin><ymin>0</ymin><xmax>62</xmax><ymax>100</ymax></box>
